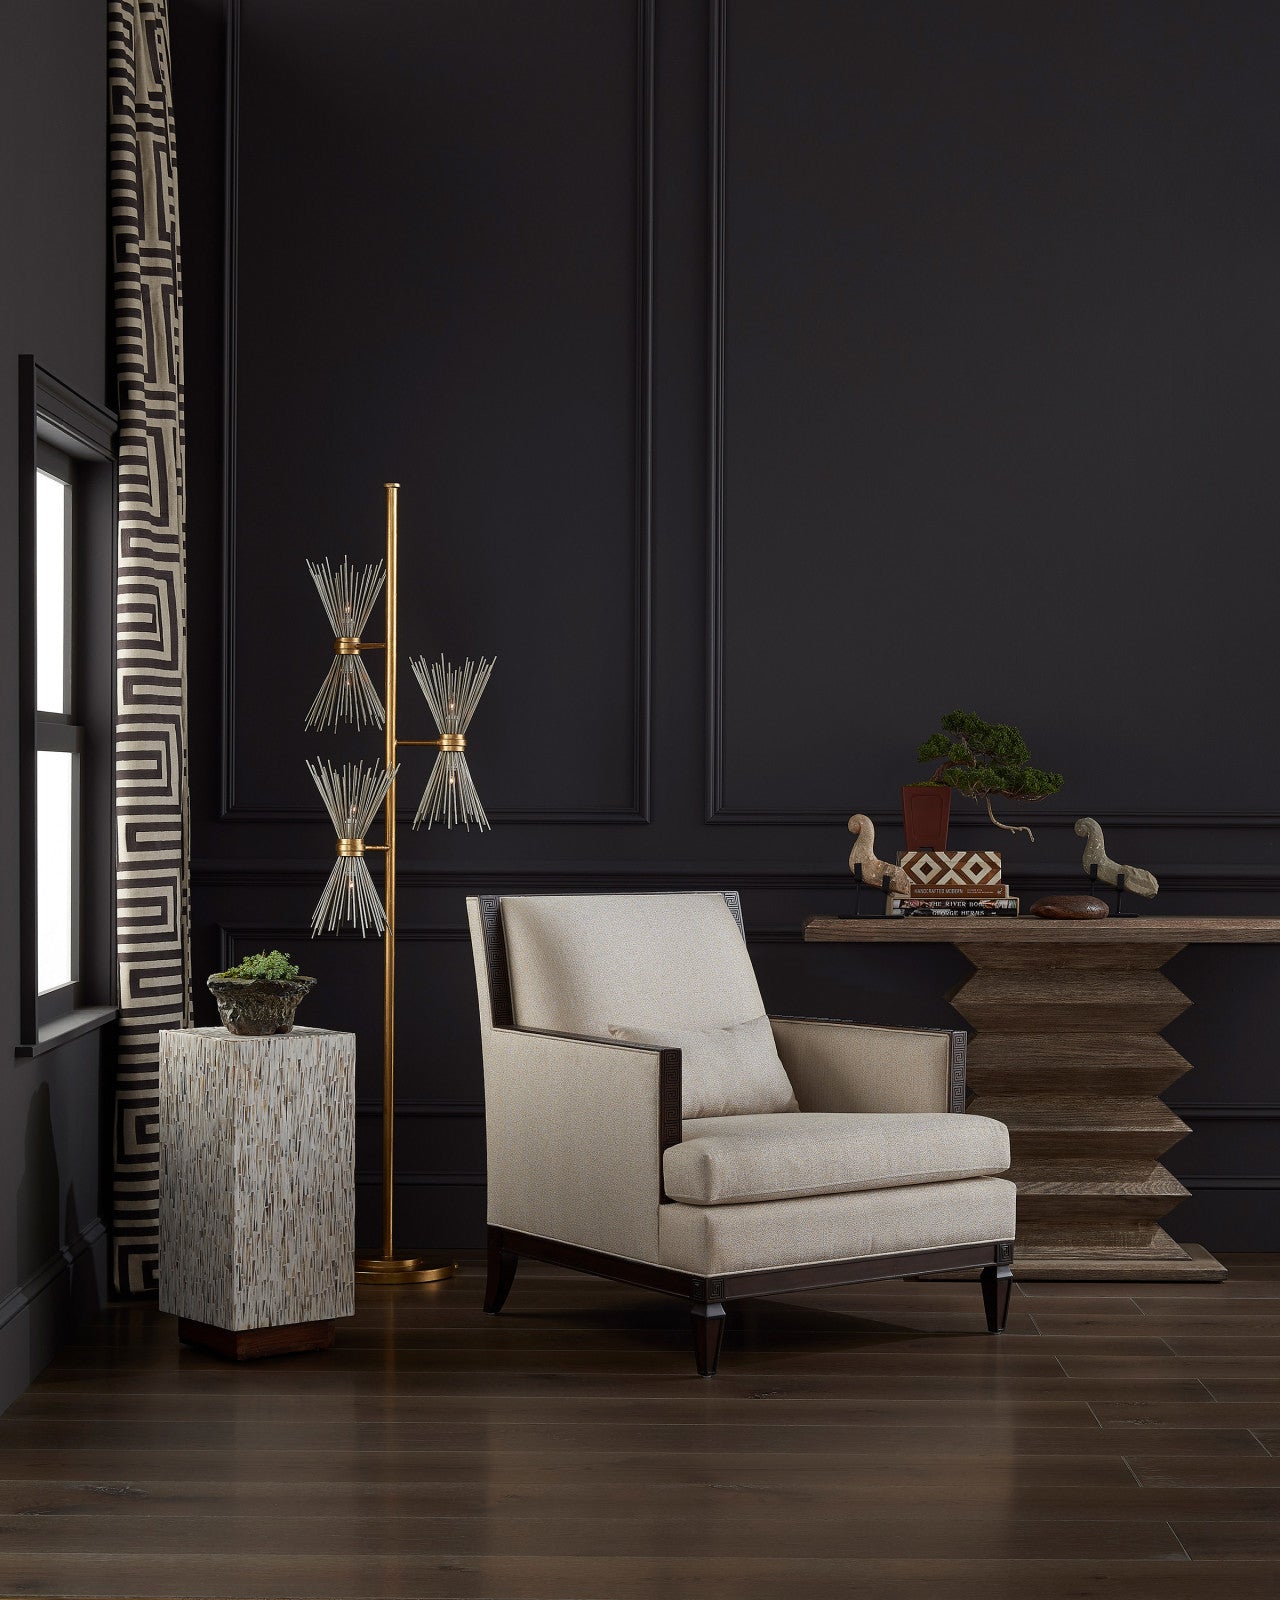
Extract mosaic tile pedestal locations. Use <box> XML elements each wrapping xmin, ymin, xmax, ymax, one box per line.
<box><xmin>159</xmin><ymin>1026</ymin><xmax>356</xmax><ymax>1358</ymax></box>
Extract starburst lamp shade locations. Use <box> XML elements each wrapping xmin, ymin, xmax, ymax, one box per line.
<box><xmin>410</xmin><ymin>655</ymin><xmax>495</xmax><ymax>830</ymax></box>
<box><xmin>308</xmin><ymin>759</ymin><xmax>399</xmax><ymax>936</ymax></box>
<box><xmin>305</xmin><ymin>557</ymin><xmax>387</xmax><ymax>732</ymax></box>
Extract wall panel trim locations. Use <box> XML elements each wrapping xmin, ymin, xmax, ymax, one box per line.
<box><xmin>1177</xmin><ymin>1176</ymin><xmax>1280</xmax><ymax>1191</ymax></box>
<box><xmin>220</xmin><ymin>0</ymin><xmax>654</xmax><ymax>825</ymax></box>
<box><xmin>356</xmin><ymin>1101</ymin><xmax>483</xmax><ymax>1118</ymax></box>
<box><xmin>198</xmin><ymin>860</ymin><xmax>1280</xmax><ymax>892</ymax></box>
<box><xmin>356</xmin><ymin>1174</ymin><xmax>486</xmax><ymax>1187</ymax></box>
<box><xmin>216</xmin><ymin>923</ymin><xmax>469</xmax><ymax>974</ymax></box>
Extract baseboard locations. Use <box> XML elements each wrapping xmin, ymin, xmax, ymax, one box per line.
<box><xmin>0</xmin><ymin>1217</ymin><xmax>107</xmax><ymax>1415</ymax></box>
<box><xmin>1167</xmin><ymin>1185</ymin><xmax>1280</xmax><ymax>1254</ymax></box>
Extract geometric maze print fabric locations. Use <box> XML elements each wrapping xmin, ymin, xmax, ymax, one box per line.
<box><xmin>109</xmin><ymin>0</ymin><xmax>191</xmax><ymax>1295</ymax></box>
<box><xmin>898</xmin><ymin>851</ymin><xmax>1003</xmax><ymax>888</ymax></box>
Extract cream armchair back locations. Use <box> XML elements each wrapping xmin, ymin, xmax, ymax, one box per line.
<box><xmin>468</xmin><ymin>891</ymin><xmax>1015</xmax><ymax>1374</ymax></box>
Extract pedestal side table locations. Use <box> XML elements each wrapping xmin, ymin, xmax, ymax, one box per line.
<box><xmin>804</xmin><ymin>916</ymin><xmax>1280</xmax><ymax>1281</ymax></box>
<box><xmin>159</xmin><ymin>1025</ymin><xmax>356</xmax><ymax>1356</ymax></box>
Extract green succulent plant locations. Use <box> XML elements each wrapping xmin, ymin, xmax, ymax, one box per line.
<box><xmin>214</xmin><ymin>950</ymin><xmax>304</xmax><ymax>982</ymax></box>
<box><xmin>917</xmin><ymin>710</ymin><xmax>1063</xmax><ymax>842</ymax></box>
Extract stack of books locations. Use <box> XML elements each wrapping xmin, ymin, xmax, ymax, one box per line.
<box><xmin>887</xmin><ymin>849</ymin><xmax>1017</xmax><ymax>917</ymax></box>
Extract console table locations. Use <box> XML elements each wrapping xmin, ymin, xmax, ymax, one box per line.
<box><xmin>803</xmin><ymin>916</ymin><xmax>1280</xmax><ymax>1281</ymax></box>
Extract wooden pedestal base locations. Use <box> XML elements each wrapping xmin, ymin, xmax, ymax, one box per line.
<box><xmin>949</xmin><ymin>934</ymin><xmax>1228</xmax><ymax>1283</ymax></box>
<box><xmin>804</xmin><ymin>917</ymin><xmax>1280</xmax><ymax>1282</ymax></box>
<box><xmin>178</xmin><ymin>1317</ymin><xmax>335</xmax><ymax>1360</ymax></box>
<box><xmin>1011</xmin><ymin>1242</ymin><xmax>1225</xmax><ymax>1281</ymax></box>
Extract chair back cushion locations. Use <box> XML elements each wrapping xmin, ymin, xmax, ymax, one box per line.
<box><xmin>501</xmin><ymin>892</ymin><xmax>766</xmax><ymax>1037</ymax></box>
<box><xmin>608</xmin><ymin>1015</ymin><xmax>797</xmax><ymax>1119</ymax></box>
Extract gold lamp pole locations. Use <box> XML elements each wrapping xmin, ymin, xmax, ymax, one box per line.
<box><xmin>305</xmin><ymin>482</ymin><xmax>495</xmax><ymax>1288</ymax></box>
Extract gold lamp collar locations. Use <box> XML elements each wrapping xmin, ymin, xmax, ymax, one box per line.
<box><xmin>336</xmin><ymin>837</ymin><xmax>365</xmax><ymax>857</ymax></box>
<box><xmin>439</xmin><ymin>732</ymin><xmax>466</xmax><ymax>752</ymax></box>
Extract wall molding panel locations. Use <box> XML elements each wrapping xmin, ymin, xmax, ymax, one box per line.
<box><xmin>219</xmin><ymin>0</ymin><xmax>655</xmax><ymax>826</ymax></box>
<box><xmin>703</xmin><ymin>0</ymin><xmax>1280</xmax><ymax>834</ymax></box>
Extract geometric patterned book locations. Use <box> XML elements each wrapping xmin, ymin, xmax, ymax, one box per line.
<box><xmin>898</xmin><ymin>849</ymin><xmax>1002</xmax><ymax>888</ymax></box>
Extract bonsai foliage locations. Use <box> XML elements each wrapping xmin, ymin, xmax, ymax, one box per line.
<box><xmin>917</xmin><ymin>710</ymin><xmax>1063</xmax><ymax>842</ymax></box>
<box><xmin>215</xmin><ymin>950</ymin><xmax>302</xmax><ymax>982</ymax></box>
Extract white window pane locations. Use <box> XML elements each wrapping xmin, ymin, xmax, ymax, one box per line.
<box><xmin>36</xmin><ymin>469</ymin><xmax>69</xmax><ymax>714</ymax></box>
<box><xmin>37</xmin><ymin>749</ymin><xmax>75</xmax><ymax>993</ymax></box>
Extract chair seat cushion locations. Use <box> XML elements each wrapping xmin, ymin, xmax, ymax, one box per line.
<box><xmin>659</xmin><ymin>1177</ymin><xmax>1016</xmax><ymax>1276</ymax></box>
<box><xmin>663</xmin><ymin>1111</ymin><xmax>1010</xmax><ymax>1206</ymax></box>
<box><xmin>608</xmin><ymin>1014</ymin><xmax>798</xmax><ymax>1119</ymax></box>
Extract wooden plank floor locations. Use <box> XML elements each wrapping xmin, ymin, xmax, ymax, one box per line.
<box><xmin>1</xmin><ymin>1254</ymin><xmax>1279</xmax><ymax>1599</ymax></box>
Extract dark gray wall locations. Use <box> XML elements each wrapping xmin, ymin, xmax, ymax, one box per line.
<box><xmin>0</xmin><ymin>0</ymin><xmax>110</xmax><ymax>1410</ymax></box>
<box><xmin>181</xmin><ymin>0</ymin><xmax>1280</xmax><ymax>1254</ymax></box>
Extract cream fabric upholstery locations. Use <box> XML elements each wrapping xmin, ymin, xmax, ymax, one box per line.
<box><xmin>772</xmin><ymin>1016</ymin><xmax>953</xmax><ymax>1113</ymax></box>
<box><xmin>660</xmin><ymin>1177</ymin><xmax>1016</xmax><ymax>1275</ymax></box>
<box><xmin>501</xmin><ymin>893</ymin><xmax>764</xmax><ymax>1036</ymax></box>
<box><xmin>608</xmin><ymin>1015</ymin><xmax>797</xmax><ymax>1119</ymax></box>
<box><xmin>479</xmin><ymin>1021</ymin><xmax>666</xmax><ymax>1262</ymax></box>
<box><xmin>665</xmin><ymin>1112</ymin><xmax>1010</xmax><ymax>1206</ymax></box>
<box><xmin>468</xmin><ymin>899</ymin><xmax>666</xmax><ymax>1263</ymax></box>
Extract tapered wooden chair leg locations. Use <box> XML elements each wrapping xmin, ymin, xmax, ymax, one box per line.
<box><xmin>981</xmin><ymin>1262</ymin><xmax>1013</xmax><ymax>1333</ymax></box>
<box><xmin>691</xmin><ymin>1302</ymin><xmax>726</xmax><ymax>1376</ymax></box>
<box><xmin>483</xmin><ymin>1228</ymin><xmax>519</xmax><ymax>1314</ymax></box>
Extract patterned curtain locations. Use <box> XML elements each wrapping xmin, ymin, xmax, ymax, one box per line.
<box><xmin>108</xmin><ymin>0</ymin><xmax>191</xmax><ymax>1296</ymax></box>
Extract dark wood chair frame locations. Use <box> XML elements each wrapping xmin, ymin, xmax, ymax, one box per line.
<box><xmin>476</xmin><ymin>892</ymin><xmax>1015</xmax><ymax>1375</ymax></box>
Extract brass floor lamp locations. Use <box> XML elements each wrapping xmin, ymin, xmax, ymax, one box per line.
<box><xmin>305</xmin><ymin>483</ymin><xmax>494</xmax><ymax>1286</ymax></box>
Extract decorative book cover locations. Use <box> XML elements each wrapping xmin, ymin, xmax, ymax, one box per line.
<box><xmin>898</xmin><ymin>849</ymin><xmax>1002</xmax><ymax>888</ymax></box>
<box><xmin>886</xmin><ymin>896</ymin><xmax>1019</xmax><ymax>917</ymax></box>
<box><xmin>896</xmin><ymin>883</ymin><xmax>1010</xmax><ymax>900</ymax></box>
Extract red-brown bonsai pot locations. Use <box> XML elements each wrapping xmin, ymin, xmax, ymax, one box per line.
<box><xmin>901</xmin><ymin>784</ymin><xmax>951</xmax><ymax>850</ymax></box>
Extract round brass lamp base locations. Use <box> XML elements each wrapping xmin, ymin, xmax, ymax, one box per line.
<box><xmin>355</xmin><ymin>1254</ymin><xmax>456</xmax><ymax>1285</ymax></box>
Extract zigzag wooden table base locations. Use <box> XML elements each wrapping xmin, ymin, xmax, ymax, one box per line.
<box><xmin>804</xmin><ymin>916</ymin><xmax>1280</xmax><ymax>1282</ymax></box>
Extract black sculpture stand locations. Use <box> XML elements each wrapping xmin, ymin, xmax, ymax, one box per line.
<box><xmin>852</xmin><ymin>865</ymin><xmax>896</xmax><ymax>918</ymax></box>
<box><xmin>1088</xmin><ymin>864</ymin><xmax>1136</xmax><ymax>917</ymax></box>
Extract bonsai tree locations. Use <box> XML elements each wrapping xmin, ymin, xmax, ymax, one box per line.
<box><xmin>213</xmin><ymin>950</ymin><xmax>303</xmax><ymax>982</ymax></box>
<box><xmin>917</xmin><ymin>710</ymin><xmax>1063</xmax><ymax>842</ymax></box>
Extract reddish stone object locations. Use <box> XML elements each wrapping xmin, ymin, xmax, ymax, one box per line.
<box><xmin>1031</xmin><ymin>895</ymin><xmax>1110</xmax><ymax>919</ymax></box>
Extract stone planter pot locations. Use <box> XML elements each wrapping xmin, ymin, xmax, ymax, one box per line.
<box><xmin>207</xmin><ymin>976</ymin><xmax>316</xmax><ymax>1036</ymax></box>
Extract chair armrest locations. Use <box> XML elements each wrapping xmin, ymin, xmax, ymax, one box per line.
<box><xmin>769</xmin><ymin>1016</ymin><xmax>966</xmax><ymax>1114</ymax></box>
<box><xmin>482</xmin><ymin>1024</ymin><xmax>681</xmax><ymax>1262</ymax></box>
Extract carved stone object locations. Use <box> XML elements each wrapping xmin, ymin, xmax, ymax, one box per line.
<box><xmin>1076</xmin><ymin>817</ymin><xmax>1159</xmax><ymax>898</ymax></box>
<box><xmin>847</xmin><ymin>814</ymin><xmax>912</xmax><ymax>894</ymax></box>
<box><xmin>1031</xmin><ymin>895</ymin><xmax>1110</xmax><ymax>920</ymax></box>
<box><xmin>159</xmin><ymin>1026</ymin><xmax>355</xmax><ymax>1357</ymax></box>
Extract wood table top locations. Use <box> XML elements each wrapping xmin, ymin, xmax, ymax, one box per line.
<box><xmin>804</xmin><ymin>915</ymin><xmax>1280</xmax><ymax>944</ymax></box>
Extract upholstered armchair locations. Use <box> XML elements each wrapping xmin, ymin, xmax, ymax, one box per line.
<box><xmin>467</xmin><ymin>891</ymin><xmax>1015</xmax><ymax>1375</ymax></box>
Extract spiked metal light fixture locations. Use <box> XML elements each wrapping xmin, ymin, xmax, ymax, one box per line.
<box><xmin>304</xmin><ymin>557</ymin><xmax>387</xmax><ymax>732</ymax></box>
<box><xmin>305</xmin><ymin>483</ymin><xmax>495</xmax><ymax>1286</ymax></box>
<box><xmin>307</xmin><ymin>759</ymin><xmax>399</xmax><ymax>937</ymax></box>
<box><xmin>409</xmin><ymin>655</ymin><xmax>494</xmax><ymax>830</ymax></box>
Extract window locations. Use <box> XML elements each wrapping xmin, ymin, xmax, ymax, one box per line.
<box><xmin>35</xmin><ymin>446</ymin><xmax>82</xmax><ymax>1012</ymax></box>
<box><xmin>18</xmin><ymin>359</ymin><xmax>118</xmax><ymax>1054</ymax></box>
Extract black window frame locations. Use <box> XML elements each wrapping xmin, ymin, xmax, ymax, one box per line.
<box><xmin>17</xmin><ymin>357</ymin><xmax>120</xmax><ymax>1055</ymax></box>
